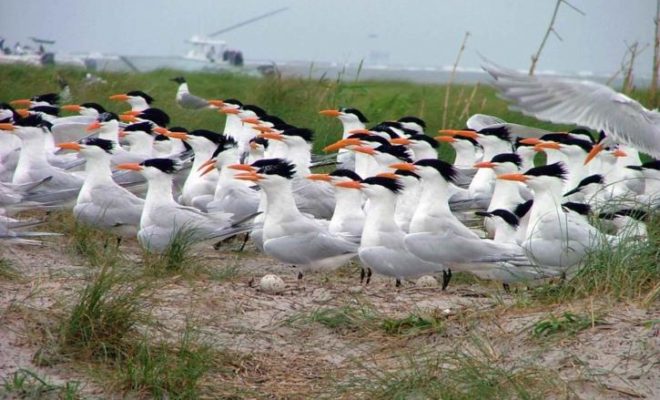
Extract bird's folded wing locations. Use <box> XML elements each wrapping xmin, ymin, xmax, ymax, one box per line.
<box><xmin>264</xmin><ymin>231</ymin><xmax>358</xmax><ymax>265</ymax></box>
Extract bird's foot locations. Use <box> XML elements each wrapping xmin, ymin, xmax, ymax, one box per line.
<box><xmin>441</xmin><ymin>269</ymin><xmax>452</xmax><ymax>291</ymax></box>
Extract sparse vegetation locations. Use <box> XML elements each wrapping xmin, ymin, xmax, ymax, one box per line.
<box><xmin>0</xmin><ymin>368</ymin><xmax>81</xmax><ymax>400</ymax></box>
<box><xmin>381</xmin><ymin>311</ymin><xmax>446</xmax><ymax>337</ymax></box>
<box><xmin>0</xmin><ymin>257</ymin><xmax>21</xmax><ymax>281</ymax></box>
<box><xmin>532</xmin><ymin>311</ymin><xmax>603</xmax><ymax>338</ymax></box>
<box><xmin>141</xmin><ymin>228</ymin><xmax>205</xmax><ymax>277</ymax></box>
<box><xmin>289</xmin><ymin>304</ymin><xmax>378</xmax><ymax>334</ymax></box>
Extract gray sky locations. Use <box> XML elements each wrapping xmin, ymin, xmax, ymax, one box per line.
<box><xmin>1</xmin><ymin>0</ymin><xmax>655</xmax><ymax>75</ymax></box>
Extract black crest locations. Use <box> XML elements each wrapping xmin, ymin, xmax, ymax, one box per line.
<box><xmin>524</xmin><ymin>162</ymin><xmax>567</xmax><ymax>181</ymax></box>
<box><xmin>189</xmin><ymin>129</ymin><xmax>223</xmax><ymax>144</ymax></box>
<box><xmin>539</xmin><ymin>133</ymin><xmax>570</xmax><ymax>142</ymax></box>
<box><xmin>242</xmin><ymin>104</ymin><xmax>268</xmax><ymax>117</ymax></box>
<box><xmin>577</xmin><ymin>174</ymin><xmax>604</xmax><ymax>188</ymax></box>
<box><xmin>283</xmin><ymin>127</ymin><xmax>314</xmax><ymax>142</ymax></box>
<box><xmin>126</xmin><ymin>91</ymin><xmax>154</xmax><ymax>104</ymax></box>
<box><xmin>394</xmin><ymin>169</ymin><xmax>420</xmax><ymax>180</ymax></box>
<box><xmin>375</xmin><ymin>144</ymin><xmax>412</xmax><ymax>162</ymax></box>
<box><xmin>478</xmin><ymin>126</ymin><xmax>510</xmax><ymax>142</ymax></box>
<box><xmin>562</xmin><ymin>202</ymin><xmax>591</xmax><ymax>216</ymax></box>
<box><xmin>409</xmin><ymin>134</ymin><xmax>439</xmax><ymax>148</ymax></box>
<box><xmin>250</xmin><ymin>136</ymin><xmax>269</xmax><ymax>149</ymax></box>
<box><xmin>514</xmin><ymin>199</ymin><xmax>534</xmax><ymax>218</ymax></box>
<box><xmin>569</xmin><ymin>128</ymin><xmax>595</xmax><ymax>142</ymax></box>
<box><xmin>349</xmin><ymin>134</ymin><xmax>389</xmax><ymax>147</ymax></box>
<box><xmin>137</xmin><ymin>108</ymin><xmax>170</xmax><ymax>127</ymax></box>
<box><xmin>30</xmin><ymin>105</ymin><xmax>59</xmax><ymax>117</ymax></box>
<box><xmin>80</xmin><ymin>102</ymin><xmax>106</xmax><ymax>113</ymax></box>
<box><xmin>370</xmin><ymin>124</ymin><xmax>400</xmax><ymax>138</ymax></box>
<box><xmin>561</xmin><ymin>137</ymin><xmax>593</xmax><ymax>153</ymax></box>
<box><xmin>454</xmin><ymin>135</ymin><xmax>480</xmax><ymax>147</ymax></box>
<box><xmin>340</xmin><ymin>107</ymin><xmax>368</xmax><ymax>123</ymax></box>
<box><xmin>123</xmin><ymin>121</ymin><xmax>153</xmax><ymax>134</ymax></box>
<box><xmin>222</xmin><ymin>98</ymin><xmax>243</xmax><ymax>107</ymax></box>
<box><xmin>83</xmin><ymin>137</ymin><xmax>115</xmax><ymax>154</ymax></box>
<box><xmin>210</xmin><ymin>136</ymin><xmax>237</xmax><ymax>158</ymax></box>
<box><xmin>478</xmin><ymin>209</ymin><xmax>519</xmax><ymax>227</ymax></box>
<box><xmin>491</xmin><ymin>153</ymin><xmax>521</xmax><ymax>167</ymax></box>
<box><xmin>32</xmin><ymin>93</ymin><xmax>59</xmax><ymax>105</ymax></box>
<box><xmin>15</xmin><ymin>113</ymin><xmax>47</xmax><ymax>128</ymax></box>
<box><xmin>141</xmin><ymin>158</ymin><xmax>180</xmax><ymax>174</ymax></box>
<box><xmin>362</xmin><ymin>176</ymin><xmax>403</xmax><ymax>193</ymax></box>
<box><xmin>398</xmin><ymin>116</ymin><xmax>426</xmax><ymax>128</ymax></box>
<box><xmin>329</xmin><ymin>169</ymin><xmax>362</xmax><ymax>181</ymax></box>
<box><xmin>252</xmin><ymin>158</ymin><xmax>296</xmax><ymax>179</ymax></box>
<box><xmin>414</xmin><ymin>159</ymin><xmax>458</xmax><ymax>183</ymax></box>
<box><xmin>641</xmin><ymin>160</ymin><xmax>660</xmax><ymax>171</ymax></box>
<box><xmin>171</xmin><ymin>76</ymin><xmax>186</xmax><ymax>84</ymax></box>
<box><xmin>98</xmin><ymin>112</ymin><xmax>118</xmax><ymax>122</ymax></box>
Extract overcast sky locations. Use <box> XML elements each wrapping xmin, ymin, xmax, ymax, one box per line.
<box><xmin>1</xmin><ymin>0</ymin><xmax>655</xmax><ymax>75</ymax></box>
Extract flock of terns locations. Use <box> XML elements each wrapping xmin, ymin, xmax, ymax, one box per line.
<box><xmin>0</xmin><ymin>63</ymin><xmax>658</xmax><ymax>290</ymax></box>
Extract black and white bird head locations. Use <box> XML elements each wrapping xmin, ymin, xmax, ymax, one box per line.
<box><xmin>8</xmin><ymin>114</ymin><xmax>52</xmax><ymax>139</ymax></box>
<box><xmin>499</xmin><ymin>162</ymin><xmax>567</xmax><ymax>191</ymax></box>
<box><xmin>563</xmin><ymin>174</ymin><xmax>604</xmax><ymax>197</ymax></box>
<box><xmin>117</xmin><ymin>158</ymin><xmax>181</xmax><ymax>180</ymax></box>
<box><xmin>475</xmin><ymin>153</ymin><xmax>522</xmax><ymax>174</ymax></box>
<box><xmin>62</xmin><ymin>102</ymin><xmax>106</xmax><ymax>117</ymax></box>
<box><xmin>58</xmin><ymin>137</ymin><xmax>116</xmax><ymax>159</ymax></box>
<box><xmin>476</xmin><ymin>209</ymin><xmax>519</xmax><ymax>228</ymax></box>
<box><xmin>336</xmin><ymin>175</ymin><xmax>402</xmax><ymax>198</ymax></box>
<box><xmin>231</xmin><ymin>158</ymin><xmax>296</xmax><ymax>188</ymax></box>
<box><xmin>390</xmin><ymin>158</ymin><xmax>457</xmax><ymax>184</ymax></box>
<box><xmin>110</xmin><ymin>90</ymin><xmax>154</xmax><ymax>109</ymax></box>
<box><xmin>398</xmin><ymin>116</ymin><xmax>426</xmax><ymax>134</ymax></box>
<box><xmin>391</xmin><ymin>134</ymin><xmax>439</xmax><ymax>152</ymax></box>
<box><xmin>11</xmin><ymin>93</ymin><xmax>60</xmax><ymax>108</ymax></box>
<box><xmin>305</xmin><ymin>168</ymin><xmax>362</xmax><ymax>186</ymax></box>
<box><xmin>319</xmin><ymin>107</ymin><xmax>369</xmax><ymax>125</ymax></box>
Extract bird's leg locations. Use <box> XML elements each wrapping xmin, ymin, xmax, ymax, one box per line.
<box><xmin>238</xmin><ymin>232</ymin><xmax>250</xmax><ymax>252</ymax></box>
<box><xmin>297</xmin><ymin>270</ymin><xmax>303</xmax><ymax>280</ymax></box>
<box><xmin>395</xmin><ymin>278</ymin><xmax>401</xmax><ymax>288</ymax></box>
<box><xmin>502</xmin><ymin>283</ymin><xmax>511</xmax><ymax>293</ymax></box>
<box><xmin>366</xmin><ymin>268</ymin><xmax>372</xmax><ymax>285</ymax></box>
<box><xmin>360</xmin><ymin>268</ymin><xmax>365</xmax><ymax>284</ymax></box>
<box><xmin>441</xmin><ymin>269</ymin><xmax>452</xmax><ymax>291</ymax></box>
<box><xmin>115</xmin><ymin>236</ymin><xmax>122</xmax><ymax>248</ymax></box>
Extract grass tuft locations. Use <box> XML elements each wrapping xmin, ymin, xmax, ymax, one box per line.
<box><xmin>381</xmin><ymin>311</ymin><xmax>446</xmax><ymax>337</ymax></box>
<box><xmin>287</xmin><ymin>304</ymin><xmax>378</xmax><ymax>334</ymax></box>
<box><xmin>0</xmin><ymin>368</ymin><xmax>81</xmax><ymax>400</ymax></box>
<box><xmin>142</xmin><ymin>228</ymin><xmax>204</xmax><ymax>276</ymax></box>
<box><xmin>534</xmin><ymin>210</ymin><xmax>659</xmax><ymax>304</ymax></box>
<box><xmin>532</xmin><ymin>311</ymin><xmax>603</xmax><ymax>338</ymax></box>
<box><xmin>339</xmin><ymin>337</ymin><xmax>570</xmax><ymax>399</ymax></box>
<box><xmin>58</xmin><ymin>264</ymin><xmax>150</xmax><ymax>361</ymax></box>
<box><xmin>0</xmin><ymin>257</ymin><xmax>22</xmax><ymax>281</ymax></box>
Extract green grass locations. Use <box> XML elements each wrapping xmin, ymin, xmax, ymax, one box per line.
<box><xmin>381</xmin><ymin>312</ymin><xmax>446</xmax><ymax>337</ymax></box>
<box><xmin>141</xmin><ymin>227</ymin><xmax>206</xmax><ymax>277</ymax></box>
<box><xmin>1</xmin><ymin>368</ymin><xmax>81</xmax><ymax>400</ymax></box>
<box><xmin>532</xmin><ymin>312</ymin><xmax>603</xmax><ymax>338</ymax></box>
<box><xmin>337</xmin><ymin>336</ymin><xmax>570</xmax><ymax>399</ymax></box>
<box><xmin>58</xmin><ymin>264</ymin><xmax>150</xmax><ymax>361</ymax></box>
<box><xmin>286</xmin><ymin>304</ymin><xmax>379</xmax><ymax>335</ymax></box>
<box><xmin>0</xmin><ymin>257</ymin><xmax>22</xmax><ymax>281</ymax></box>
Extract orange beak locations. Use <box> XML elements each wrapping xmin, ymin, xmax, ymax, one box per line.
<box><xmin>122</xmin><ymin>110</ymin><xmax>141</xmax><ymax>116</ymax></box>
<box><xmin>613</xmin><ymin>148</ymin><xmax>628</xmax><ymax>158</ymax></box>
<box><xmin>306</xmin><ymin>173</ymin><xmax>331</xmax><ymax>182</ymax></box>
<box><xmin>228</xmin><ymin>164</ymin><xmax>256</xmax><ymax>172</ymax></box>
<box><xmin>434</xmin><ymin>135</ymin><xmax>456</xmax><ymax>143</ymax></box>
<box><xmin>116</xmin><ymin>163</ymin><xmax>143</xmax><ymax>171</ymax></box>
<box><xmin>234</xmin><ymin>172</ymin><xmax>262</xmax><ymax>182</ymax></box>
<box><xmin>86</xmin><ymin>121</ymin><xmax>102</xmax><ymax>132</ymax></box>
<box><xmin>0</xmin><ymin>123</ymin><xmax>15</xmax><ymax>131</ymax></box>
<box><xmin>497</xmin><ymin>173</ymin><xmax>528</xmax><ymax>182</ymax></box>
<box><xmin>438</xmin><ymin>129</ymin><xmax>479</xmax><ymax>139</ymax></box>
<box><xmin>241</xmin><ymin>117</ymin><xmax>260</xmax><ymax>125</ymax></box>
<box><xmin>253</xmin><ymin>125</ymin><xmax>272</xmax><ymax>133</ymax></box>
<box><xmin>164</xmin><ymin>131</ymin><xmax>189</xmax><ymax>140</ymax></box>
<box><xmin>61</xmin><ymin>104</ymin><xmax>82</xmax><ymax>112</ymax></box>
<box><xmin>390</xmin><ymin>137</ymin><xmax>411</xmax><ymax>145</ymax></box>
<box><xmin>15</xmin><ymin>109</ymin><xmax>30</xmax><ymax>118</ymax></box>
<box><xmin>57</xmin><ymin>142</ymin><xmax>82</xmax><ymax>151</ymax></box>
<box><xmin>207</xmin><ymin>99</ymin><xmax>224</xmax><ymax>108</ymax></box>
<box><xmin>197</xmin><ymin>158</ymin><xmax>216</xmax><ymax>172</ymax></box>
<box><xmin>389</xmin><ymin>162</ymin><xmax>416</xmax><ymax>171</ymax></box>
<box><xmin>376</xmin><ymin>172</ymin><xmax>399</xmax><ymax>179</ymax></box>
<box><xmin>220</xmin><ymin>108</ymin><xmax>241</xmax><ymax>115</ymax></box>
<box><xmin>352</xmin><ymin>146</ymin><xmax>375</xmax><ymax>155</ymax></box>
<box><xmin>319</xmin><ymin>109</ymin><xmax>342</xmax><ymax>117</ymax></box>
<box><xmin>153</xmin><ymin>126</ymin><xmax>169</xmax><ymax>135</ymax></box>
<box><xmin>109</xmin><ymin>94</ymin><xmax>130</xmax><ymax>101</ymax></box>
<box><xmin>533</xmin><ymin>142</ymin><xmax>561</xmax><ymax>152</ymax></box>
<box><xmin>519</xmin><ymin>138</ymin><xmax>542</xmax><ymax>145</ymax></box>
<box><xmin>474</xmin><ymin>161</ymin><xmax>496</xmax><ymax>169</ymax></box>
<box><xmin>10</xmin><ymin>99</ymin><xmax>31</xmax><ymax>107</ymax></box>
<box><xmin>120</xmin><ymin>115</ymin><xmax>137</xmax><ymax>123</ymax></box>
<box><xmin>199</xmin><ymin>162</ymin><xmax>216</xmax><ymax>177</ymax></box>
<box><xmin>335</xmin><ymin>180</ymin><xmax>363</xmax><ymax>189</ymax></box>
<box><xmin>323</xmin><ymin>138</ymin><xmax>362</xmax><ymax>152</ymax></box>
<box><xmin>348</xmin><ymin>128</ymin><xmax>371</xmax><ymax>135</ymax></box>
<box><xmin>258</xmin><ymin>132</ymin><xmax>284</xmax><ymax>141</ymax></box>
<box><xmin>584</xmin><ymin>143</ymin><xmax>604</xmax><ymax>165</ymax></box>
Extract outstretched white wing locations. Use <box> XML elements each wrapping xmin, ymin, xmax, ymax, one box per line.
<box><xmin>483</xmin><ymin>63</ymin><xmax>660</xmax><ymax>157</ymax></box>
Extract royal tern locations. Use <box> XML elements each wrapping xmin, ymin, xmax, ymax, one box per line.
<box><xmin>335</xmin><ymin>175</ymin><xmax>448</xmax><ymax>287</ymax></box>
<box><xmin>484</xmin><ymin>63</ymin><xmax>660</xmax><ymax>158</ymax></box>
<box><xmin>58</xmin><ymin>138</ymin><xmax>144</xmax><ymax>237</ymax></box>
<box><xmin>319</xmin><ymin>107</ymin><xmax>369</xmax><ymax>170</ymax></box>
<box><xmin>117</xmin><ymin>158</ymin><xmax>254</xmax><ymax>253</ymax></box>
<box><xmin>109</xmin><ymin>91</ymin><xmax>154</xmax><ymax>112</ymax></box>
<box><xmin>235</xmin><ymin>158</ymin><xmax>358</xmax><ymax>277</ymax></box>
